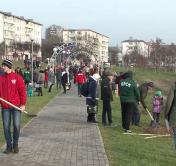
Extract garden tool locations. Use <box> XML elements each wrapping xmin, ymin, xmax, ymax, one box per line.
<box><xmin>145</xmin><ymin>108</ymin><xmax>157</xmax><ymax>127</ymax></box>
<box><xmin>0</xmin><ymin>97</ymin><xmax>37</xmax><ymax>117</ymax></box>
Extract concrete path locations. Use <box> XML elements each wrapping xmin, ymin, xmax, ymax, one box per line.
<box><xmin>0</xmin><ymin>84</ymin><xmax>109</xmax><ymax>166</ymax></box>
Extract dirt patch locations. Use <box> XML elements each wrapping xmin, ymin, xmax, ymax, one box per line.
<box><xmin>143</xmin><ymin>125</ymin><xmax>170</xmax><ymax>135</ymax></box>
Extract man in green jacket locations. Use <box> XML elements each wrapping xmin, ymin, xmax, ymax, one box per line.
<box><xmin>119</xmin><ymin>71</ymin><xmax>140</xmax><ymax>132</ymax></box>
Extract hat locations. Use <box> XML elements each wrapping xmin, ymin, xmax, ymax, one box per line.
<box><xmin>156</xmin><ymin>91</ymin><xmax>162</xmax><ymax>96</ymax></box>
<box><xmin>2</xmin><ymin>59</ymin><xmax>13</xmax><ymax>69</ymax></box>
<box><xmin>92</xmin><ymin>73</ymin><xmax>101</xmax><ymax>81</ymax></box>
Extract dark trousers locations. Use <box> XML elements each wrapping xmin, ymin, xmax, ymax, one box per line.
<box><xmin>38</xmin><ymin>87</ymin><xmax>43</xmax><ymax>96</ymax></box>
<box><xmin>153</xmin><ymin>112</ymin><xmax>160</xmax><ymax>123</ymax></box>
<box><xmin>48</xmin><ymin>84</ymin><xmax>53</xmax><ymax>92</ymax></box>
<box><xmin>62</xmin><ymin>83</ymin><xmax>66</xmax><ymax>93</ymax></box>
<box><xmin>121</xmin><ymin>102</ymin><xmax>135</xmax><ymax>130</ymax></box>
<box><xmin>132</xmin><ymin>103</ymin><xmax>140</xmax><ymax>126</ymax></box>
<box><xmin>102</xmin><ymin>99</ymin><xmax>112</xmax><ymax>124</ymax></box>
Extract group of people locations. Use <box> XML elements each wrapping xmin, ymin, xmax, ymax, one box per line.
<box><xmin>1</xmin><ymin>58</ymin><xmax>176</xmax><ymax>155</ymax></box>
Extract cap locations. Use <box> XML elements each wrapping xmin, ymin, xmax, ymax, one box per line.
<box><xmin>156</xmin><ymin>91</ymin><xmax>162</xmax><ymax>96</ymax></box>
<box><xmin>2</xmin><ymin>59</ymin><xmax>13</xmax><ymax>69</ymax></box>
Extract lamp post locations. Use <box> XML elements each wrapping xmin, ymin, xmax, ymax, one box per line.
<box><xmin>31</xmin><ymin>39</ymin><xmax>34</xmax><ymax>86</ymax></box>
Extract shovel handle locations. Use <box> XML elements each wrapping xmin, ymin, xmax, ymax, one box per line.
<box><xmin>145</xmin><ymin>108</ymin><xmax>154</xmax><ymax>121</ymax></box>
<box><xmin>0</xmin><ymin>97</ymin><xmax>28</xmax><ymax>114</ymax></box>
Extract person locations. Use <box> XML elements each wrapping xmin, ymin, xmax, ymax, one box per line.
<box><xmin>119</xmin><ymin>71</ymin><xmax>140</xmax><ymax>133</ymax></box>
<box><xmin>152</xmin><ymin>91</ymin><xmax>163</xmax><ymax>124</ymax></box>
<box><xmin>61</xmin><ymin>68</ymin><xmax>68</xmax><ymax>94</ymax></box>
<box><xmin>48</xmin><ymin>67</ymin><xmax>55</xmax><ymax>93</ymax></box>
<box><xmin>86</xmin><ymin>73</ymin><xmax>100</xmax><ymax>123</ymax></box>
<box><xmin>37</xmin><ymin>70</ymin><xmax>44</xmax><ymax>96</ymax></box>
<box><xmin>23</xmin><ymin>67</ymin><xmax>31</xmax><ymax>87</ymax></box>
<box><xmin>15</xmin><ymin>67</ymin><xmax>24</xmax><ymax>78</ymax></box>
<box><xmin>75</xmin><ymin>69</ymin><xmax>86</xmax><ymax>97</ymax></box>
<box><xmin>165</xmin><ymin>82</ymin><xmax>176</xmax><ymax>149</ymax></box>
<box><xmin>101</xmin><ymin>70</ymin><xmax>114</xmax><ymax>127</ymax></box>
<box><xmin>27</xmin><ymin>82</ymin><xmax>33</xmax><ymax>97</ymax></box>
<box><xmin>132</xmin><ymin>81</ymin><xmax>154</xmax><ymax>126</ymax></box>
<box><xmin>55</xmin><ymin>65</ymin><xmax>62</xmax><ymax>89</ymax></box>
<box><xmin>0</xmin><ymin>59</ymin><xmax>26</xmax><ymax>154</ymax></box>
<box><xmin>44</xmin><ymin>68</ymin><xmax>49</xmax><ymax>88</ymax></box>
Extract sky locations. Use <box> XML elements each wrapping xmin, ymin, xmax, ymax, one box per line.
<box><xmin>1</xmin><ymin>0</ymin><xmax>176</xmax><ymax>46</ymax></box>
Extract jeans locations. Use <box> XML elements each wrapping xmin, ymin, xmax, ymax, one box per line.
<box><xmin>1</xmin><ymin>108</ymin><xmax>21</xmax><ymax>147</ymax></box>
<box><xmin>78</xmin><ymin>84</ymin><xmax>82</xmax><ymax>96</ymax></box>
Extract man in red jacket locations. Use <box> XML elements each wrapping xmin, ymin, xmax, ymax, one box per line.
<box><xmin>75</xmin><ymin>69</ymin><xmax>86</xmax><ymax>97</ymax></box>
<box><xmin>0</xmin><ymin>59</ymin><xmax>26</xmax><ymax>154</ymax></box>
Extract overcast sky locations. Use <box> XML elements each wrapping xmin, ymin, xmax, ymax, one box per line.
<box><xmin>1</xmin><ymin>0</ymin><xmax>176</xmax><ymax>46</ymax></box>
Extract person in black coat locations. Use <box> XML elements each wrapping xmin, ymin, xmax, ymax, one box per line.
<box><xmin>86</xmin><ymin>73</ymin><xmax>100</xmax><ymax>123</ymax></box>
<box><xmin>101</xmin><ymin>71</ymin><xmax>114</xmax><ymax>126</ymax></box>
<box><xmin>61</xmin><ymin>69</ymin><xmax>68</xmax><ymax>94</ymax></box>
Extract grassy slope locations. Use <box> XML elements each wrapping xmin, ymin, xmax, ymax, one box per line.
<box><xmin>98</xmin><ymin>67</ymin><xmax>176</xmax><ymax>166</ymax></box>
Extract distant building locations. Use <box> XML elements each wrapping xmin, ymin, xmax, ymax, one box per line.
<box><xmin>0</xmin><ymin>11</ymin><xmax>42</xmax><ymax>59</ymax></box>
<box><xmin>45</xmin><ymin>25</ymin><xmax>63</xmax><ymax>40</ymax></box>
<box><xmin>62</xmin><ymin>29</ymin><xmax>109</xmax><ymax>62</ymax></box>
<box><xmin>121</xmin><ymin>40</ymin><xmax>149</xmax><ymax>57</ymax></box>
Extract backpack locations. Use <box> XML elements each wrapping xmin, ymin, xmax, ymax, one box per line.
<box><xmin>80</xmin><ymin>80</ymin><xmax>90</xmax><ymax>97</ymax></box>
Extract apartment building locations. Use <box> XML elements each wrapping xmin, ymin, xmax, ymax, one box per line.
<box><xmin>121</xmin><ymin>39</ymin><xmax>149</xmax><ymax>57</ymax></box>
<box><xmin>63</xmin><ymin>29</ymin><xmax>109</xmax><ymax>62</ymax></box>
<box><xmin>0</xmin><ymin>11</ymin><xmax>42</xmax><ymax>59</ymax></box>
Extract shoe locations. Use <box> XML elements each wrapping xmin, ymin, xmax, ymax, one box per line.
<box><xmin>102</xmin><ymin>123</ymin><xmax>106</xmax><ymax>127</ymax></box>
<box><xmin>13</xmin><ymin>144</ymin><xmax>19</xmax><ymax>153</ymax></box>
<box><xmin>3</xmin><ymin>147</ymin><xmax>12</xmax><ymax>154</ymax></box>
<box><xmin>92</xmin><ymin>120</ymin><xmax>98</xmax><ymax>123</ymax></box>
<box><xmin>125</xmin><ymin>130</ymin><xmax>132</xmax><ymax>133</ymax></box>
<box><xmin>109</xmin><ymin>124</ymin><xmax>117</xmax><ymax>127</ymax></box>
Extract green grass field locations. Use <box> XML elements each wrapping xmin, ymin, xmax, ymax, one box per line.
<box><xmin>98</xmin><ymin>67</ymin><xmax>176</xmax><ymax>166</ymax></box>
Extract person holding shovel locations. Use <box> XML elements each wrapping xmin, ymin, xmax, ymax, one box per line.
<box><xmin>165</xmin><ymin>81</ymin><xmax>176</xmax><ymax>149</ymax></box>
<box><xmin>0</xmin><ymin>59</ymin><xmax>26</xmax><ymax>154</ymax></box>
<box><xmin>132</xmin><ymin>82</ymin><xmax>154</xmax><ymax>126</ymax></box>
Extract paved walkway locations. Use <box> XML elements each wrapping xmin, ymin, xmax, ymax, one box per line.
<box><xmin>0</xmin><ymin>84</ymin><xmax>109</xmax><ymax>166</ymax></box>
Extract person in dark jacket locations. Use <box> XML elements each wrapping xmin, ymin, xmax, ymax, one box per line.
<box><xmin>119</xmin><ymin>71</ymin><xmax>140</xmax><ymax>132</ymax></box>
<box><xmin>101</xmin><ymin>71</ymin><xmax>114</xmax><ymax>126</ymax></box>
<box><xmin>165</xmin><ymin>82</ymin><xmax>176</xmax><ymax>149</ymax></box>
<box><xmin>61</xmin><ymin>69</ymin><xmax>68</xmax><ymax>94</ymax></box>
<box><xmin>132</xmin><ymin>81</ymin><xmax>154</xmax><ymax>126</ymax></box>
<box><xmin>86</xmin><ymin>73</ymin><xmax>100</xmax><ymax>123</ymax></box>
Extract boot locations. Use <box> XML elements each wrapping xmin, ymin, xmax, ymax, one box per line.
<box><xmin>13</xmin><ymin>144</ymin><xmax>19</xmax><ymax>153</ymax></box>
<box><xmin>3</xmin><ymin>146</ymin><xmax>12</xmax><ymax>154</ymax></box>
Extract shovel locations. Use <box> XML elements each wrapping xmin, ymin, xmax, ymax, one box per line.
<box><xmin>0</xmin><ymin>97</ymin><xmax>37</xmax><ymax>117</ymax></box>
<box><xmin>145</xmin><ymin>108</ymin><xmax>157</xmax><ymax>127</ymax></box>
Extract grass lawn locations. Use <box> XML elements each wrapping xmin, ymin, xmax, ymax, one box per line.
<box><xmin>0</xmin><ymin>86</ymin><xmax>59</xmax><ymax>147</ymax></box>
<box><xmin>98</xmin><ymin>67</ymin><xmax>176</xmax><ymax>166</ymax></box>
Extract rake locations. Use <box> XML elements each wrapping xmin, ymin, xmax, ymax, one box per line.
<box><xmin>0</xmin><ymin>97</ymin><xmax>37</xmax><ymax>117</ymax></box>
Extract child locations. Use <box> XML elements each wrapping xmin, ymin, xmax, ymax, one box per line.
<box><xmin>27</xmin><ymin>82</ymin><xmax>33</xmax><ymax>97</ymax></box>
<box><xmin>152</xmin><ymin>91</ymin><xmax>163</xmax><ymax>124</ymax></box>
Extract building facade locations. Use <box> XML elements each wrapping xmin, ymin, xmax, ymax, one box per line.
<box><xmin>121</xmin><ymin>40</ymin><xmax>149</xmax><ymax>57</ymax></box>
<box><xmin>62</xmin><ymin>29</ymin><xmax>109</xmax><ymax>63</ymax></box>
<box><xmin>0</xmin><ymin>11</ymin><xmax>42</xmax><ymax>59</ymax></box>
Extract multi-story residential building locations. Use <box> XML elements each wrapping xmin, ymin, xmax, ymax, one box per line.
<box><xmin>62</xmin><ymin>29</ymin><xmax>109</xmax><ymax>62</ymax></box>
<box><xmin>0</xmin><ymin>11</ymin><xmax>42</xmax><ymax>59</ymax></box>
<box><xmin>121</xmin><ymin>39</ymin><xmax>149</xmax><ymax>57</ymax></box>
<box><xmin>45</xmin><ymin>25</ymin><xmax>63</xmax><ymax>41</ymax></box>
